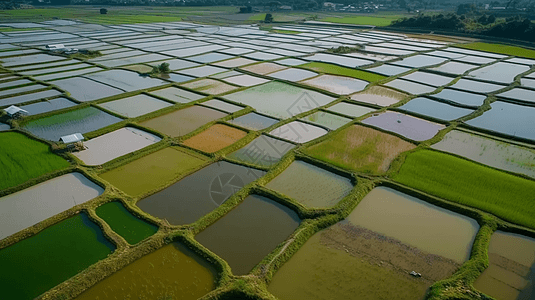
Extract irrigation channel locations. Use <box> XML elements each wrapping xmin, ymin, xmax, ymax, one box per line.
<box><xmin>0</xmin><ymin>16</ymin><xmax>534</xmax><ymax>300</ymax></box>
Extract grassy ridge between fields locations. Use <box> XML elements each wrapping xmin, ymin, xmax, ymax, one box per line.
<box><xmin>299</xmin><ymin>62</ymin><xmax>387</xmax><ymax>83</ymax></box>
<box><xmin>393</xmin><ymin>149</ymin><xmax>535</xmax><ymax>230</ymax></box>
<box><xmin>0</xmin><ymin>132</ymin><xmax>70</xmax><ymax>190</ymax></box>
<box><xmin>456</xmin><ymin>42</ymin><xmax>535</xmax><ymax>59</ymax></box>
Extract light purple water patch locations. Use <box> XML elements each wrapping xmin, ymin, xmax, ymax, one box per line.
<box><xmin>362</xmin><ymin>111</ymin><xmax>445</xmax><ymax>141</ymax></box>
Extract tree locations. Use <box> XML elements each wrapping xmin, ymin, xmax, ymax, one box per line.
<box><xmin>264</xmin><ymin>13</ymin><xmax>273</xmax><ymax>23</ymax></box>
<box><xmin>100</xmin><ymin>8</ymin><xmax>107</xmax><ymax>14</ymax></box>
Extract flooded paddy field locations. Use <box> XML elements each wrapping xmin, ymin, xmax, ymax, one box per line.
<box><xmin>149</xmin><ymin>86</ymin><xmax>205</xmax><ymax>103</ymax></box>
<box><xmin>182</xmin><ymin>124</ymin><xmax>247</xmax><ymax>153</ymax></box>
<box><xmin>99</xmin><ymin>147</ymin><xmax>208</xmax><ymax>197</ymax></box>
<box><xmin>196</xmin><ymin>194</ymin><xmax>300</xmax><ymax>275</ymax></box>
<box><xmin>326</xmin><ymin>102</ymin><xmax>375</xmax><ymax>118</ymax></box>
<box><xmin>20</xmin><ymin>98</ymin><xmax>77</xmax><ymax>115</ymax></box>
<box><xmin>432</xmin><ymin>130</ymin><xmax>535</xmax><ymax>178</ymax></box>
<box><xmin>305</xmin><ymin>125</ymin><xmax>416</xmax><ymax>174</ymax></box>
<box><xmin>362</xmin><ymin>111</ymin><xmax>445</xmax><ymax>141</ymax></box>
<box><xmin>224</xmin><ymin>81</ymin><xmax>334</xmax><ymax>119</ymax></box>
<box><xmin>300</xmin><ymin>111</ymin><xmax>352</xmax><ymax>130</ymax></box>
<box><xmin>136</xmin><ymin>161</ymin><xmax>266</xmax><ymax>225</ymax></box>
<box><xmin>0</xmin><ymin>213</ymin><xmax>115</xmax><ymax>300</ymax></box>
<box><xmin>0</xmin><ymin>172</ymin><xmax>103</xmax><ymax>240</ymax></box>
<box><xmin>2</xmin><ymin>18</ymin><xmax>535</xmax><ymax>300</ymax></box>
<box><xmin>269</xmin><ymin>186</ymin><xmax>477</xmax><ymax>300</ymax></box>
<box><xmin>98</xmin><ymin>94</ymin><xmax>173</xmax><ymax>118</ymax></box>
<box><xmin>228</xmin><ymin>112</ymin><xmax>279</xmax><ymax>131</ymax></box>
<box><xmin>227</xmin><ymin>135</ymin><xmax>295</xmax><ymax>167</ymax></box>
<box><xmin>302</xmin><ymin>74</ymin><xmax>368</xmax><ymax>95</ymax></box>
<box><xmin>269</xmin><ymin>121</ymin><xmax>328</xmax><ymax>144</ymax></box>
<box><xmin>398</xmin><ymin>97</ymin><xmax>475</xmax><ymax>121</ymax></box>
<box><xmin>75</xmin><ymin>242</ymin><xmax>217</xmax><ymax>300</ymax></box>
<box><xmin>96</xmin><ymin>201</ymin><xmax>158</xmax><ymax>244</ymax></box>
<box><xmin>23</xmin><ymin>106</ymin><xmax>123</xmax><ymax>141</ymax></box>
<box><xmin>266</xmin><ymin>160</ymin><xmax>353</xmax><ymax>208</ymax></box>
<box><xmin>73</xmin><ymin>127</ymin><xmax>161</xmax><ymax>165</ymax></box>
<box><xmin>139</xmin><ymin>105</ymin><xmax>227</xmax><ymax>137</ymax></box>
<box><xmin>350</xmin><ymin>86</ymin><xmax>408</xmax><ymax>106</ymax></box>
<box><xmin>473</xmin><ymin>231</ymin><xmax>535</xmax><ymax>300</ymax></box>
<box><xmin>466</xmin><ymin>101</ymin><xmax>535</xmax><ymax>142</ymax></box>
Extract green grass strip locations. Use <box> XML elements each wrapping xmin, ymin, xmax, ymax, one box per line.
<box><xmin>393</xmin><ymin>149</ymin><xmax>535</xmax><ymax>230</ymax></box>
<box><xmin>299</xmin><ymin>62</ymin><xmax>387</xmax><ymax>83</ymax></box>
<box><xmin>0</xmin><ymin>132</ymin><xmax>69</xmax><ymax>190</ymax></box>
<box><xmin>456</xmin><ymin>42</ymin><xmax>535</xmax><ymax>59</ymax></box>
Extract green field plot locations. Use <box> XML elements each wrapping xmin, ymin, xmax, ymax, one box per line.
<box><xmin>393</xmin><ymin>150</ymin><xmax>535</xmax><ymax>229</ymax></box>
<box><xmin>305</xmin><ymin>125</ymin><xmax>415</xmax><ymax>174</ymax></box>
<box><xmin>299</xmin><ymin>62</ymin><xmax>387</xmax><ymax>83</ymax></box>
<box><xmin>456</xmin><ymin>42</ymin><xmax>535</xmax><ymax>59</ymax></box>
<box><xmin>96</xmin><ymin>202</ymin><xmax>158</xmax><ymax>244</ymax></box>
<box><xmin>321</xmin><ymin>15</ymin><xmax>405</xmax><ymax>26</ymax></box>
<box><xmin>0</xmin><ymin>132</ymin><xmax>69</xmax><ymax>191</ymax></box>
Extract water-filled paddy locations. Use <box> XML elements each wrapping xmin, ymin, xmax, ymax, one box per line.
<box><xmin>384</xmin><ymin>79</ymin><xmax>437</xmax><ymax>95</ymax></box>
<box><xmin>449</xmin><ymin>78</ymin><xmax>505</xmax><ymax>93</ymax></box>
<box><xmin>466</xmin><ymin>101</ymin><xmax>535</xmax><ymax>141</ymax></box>
<box><xmin>365</xmin><ymin>64</ymin><xmax>411</xmax><ymax>76</ymax></box>
<box><xmin>75</xmin><ymin>242</ymin><xmax>217</xmax><ymax>300</ymax></box>
<box><xmin>268</xmin><ymin>68</ymin><xmax>318</xmax><ymax>82</ymax></box>
<box><xmin>179</xmin><ymin>65</ymin><xmax>227</xmax><ymax>77</ymax></box>
<box><xmin>467</xmin><ymin>62</ymin><xmax>530</xmax><ymax>84</ymax></box>
<box><xmin>136</xmin><ymin>161</ymin><xmax>266</xmax><ymax>225</ymax></box>
<box><xmin>303</xmin><ymin>74</ymin><xmax>368</xmax><ymax>95</ymax></box>
<box><xmin>351</xmin><ymin>86</ymin><xmax>407</xmax><ymax>106</ymax></box>
<box><xmin>73</xmin><ymin>127</ymin><xmax>161</xmax><ymax>165</ymax></box>
<box><xmin>52</xmin><ymin>77</ymin><xmax>123</xmax><ymax>102</ymax></box>
<box><xmin>84</xmin><ymin>70</ymin><xmax>167</xmax><ymax>92</ymax></box>
<box><xmin>429</xmin><ymin>61</ymin><xmax>477</xmax><ymax>75</ymax></box>
<box><xmin>223</xmin><ymin>74</ymin><xmax>270</xmax><ymax>87</ymax></box>
<box><xmin>213</xmin><ymin>57</ymin><xmax>256</xmax><ymax>68</ymax></box>
<box><xmin>181</xmin><ymin>78</ymin><xmax>238</xmax><ymax>95</ymax></box>
<box><xmin>349</xmin><ymin>187</ymin><xmax>478</xmax><ymax>262</ymax></box>
<box><xmin>188</xmin><ymin>52</ymin><xmax>233</xmax><ymax>63</ymax></box>
<box><xmin>240</xmin><ymin>62</ymin><xmax>287</xmax><ymax>75</ymax></box>
<box><xmin>473</xmin><ymin>231</ymin><xmax>535</xmax><ymax>300</ymax></box>
<box><xmin>398</xmin><ymin>97</ymin><xmax>475</xmax><ymax>121</ymax></box>
<box><xmin>149</xmin><ymin>86</ymin><xmax>205</xmax><ymax>103</ymax></box>
<box><xmin>228</xmin><ymin>112</ymin><xmax>279</xmax><ymax>130</ymax></box>
<box><xmin>0</xmin><ymin>213</ymin><xmax>115</xmax><ymax>300</ymax></box>
<box><xmin>392</xmin><ymin>55</ymin><xmax>447</xmax><ymax>68</ymax></box>
<box><xmin>182</xmin><ymin>124</ymin><xmax>247</xmax><ymax>153</ymax></box>
<box><xmin>266</xmin><ymin>160</ymin><xmax>353</xmax><ymax>208</ymax></box>
<box><xmin>96</xmin><ymin>201</ymin><xmax>157</xmax><ymax>244</ymax></box>
<box><xmin>195</xmin><ymin>194</ymin><xmax>300</xmax><ymax>275</ymax></box>
<box><xmin>99</xmin><ymin>94</ymin><xmax>173</xmax><ymax>118</ymax></box>
<box><xmin>23</xmin><ymin>106</ymin><xmax>122</xmax><ymax>141</ymax></box>
<box><xmin>201</xmin><ymin>99</ymin><xmax>244</xmax><ymax>113</ymax></box>
<box><xmin>227</xmin><ymin>135</ymin><xmax>295</xmax><ymax>167</ymax></box>
<box><xmin>268</xmin><ymin>187</ymin><xmax>478</xmax><ymax>300</ymax></box>
<box><xmin>300</xmin><ymin>111</ymin><xmax>351</xmax><ymax>130</ymax></box>
<box><xmin>224</xmin><ymin>81</ymin><xmax>334</xmax><ymax>119</ymax></box>
<box><xmin>20</xmin><ymin>98</ymin><xmax>77</xmax><ymax>115</ymax></box>
<box><xmin>305</xmin><ymin>125</ymin><xmax>416</xmax><ymax>174</ymax></box>
<box><xmin>269</xmin><ymin>121</ymin><xmax>328</xmax><ymax>144</ymax></box>
<box><xmin>432</xmin><ymin>130</ymin><xmax>535</xmax><ymax>178</ymax></box>
<box><xmin>0</xmin><ymin>89</ymin><xmax>63</xmax><ymax>107</ymax></box>
<box><xmin>0</xmin><ymin>172</ymin><xmax>103</xmax><ymax>241</ymax></box>
<box><xmin>327</xmin><ymin>102</ymin><xmax>375</xmax><ymax>118</ymax></box>
<box><xmin>0</xmin><ymin>122</ymin><xmax>9</xmax><ymax>131</ymax></box>
<box><xmin>362</xmin><ymin>111</ymin><xmax>445</xmax><ymax>141</ymax></box>
<box><xmin>139</xmin><ymin>105</ymin><xmax>227</xmax><ymax>137</ymax></box>
<box><xmin>429</xmin><ymin>88</ymin><xmax>486</xmax><ymax>107</ymax></box>
<box><xmin>99</xmin><ymin>147</ymin><xmax>208</xmax><ymax>197</ymax></box>
<box><xmin>497</xmin><ymin>87</ymin><xmax>535</xmax><ymax>105</ymax></box>
<box><xmin>400</xmin><ymin>71</ymin><xmax>454</xmax><ymax>87</ymax></box>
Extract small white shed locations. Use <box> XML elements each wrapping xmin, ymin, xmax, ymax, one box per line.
<box><xmin>4</xmin><ymin>105</ymin><xmax>29</xmax><ymax>118</ymax></box>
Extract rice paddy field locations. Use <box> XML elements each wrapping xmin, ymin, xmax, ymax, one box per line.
<box><xmin>1</xmin><ymin>7</ymin><xmax>535</xmax><ymax>300</ymax></box>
